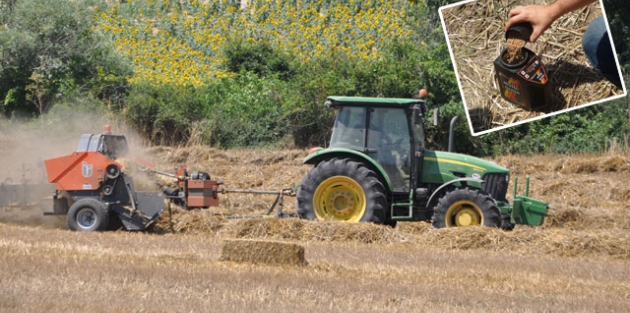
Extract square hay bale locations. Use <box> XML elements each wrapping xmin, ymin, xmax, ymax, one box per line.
<box><xmin>220</xmin><ymin>239</ymin><xmax>306</xmax><ymax>266</ymax></box>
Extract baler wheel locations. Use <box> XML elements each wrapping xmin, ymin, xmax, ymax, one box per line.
<box><xmin>67</xmin><ymin>198</ymin><xmax>110</xmax><ymax>231</ymax></box>
<box><xmin>432</xmin><ymin>188</ymin><xmax>501</xmax><ymax>228</ymax></box>
<box><xmin>297</xmin><ymin>158</ymin><xmax>388</xmax><ymax>224</ymax></box>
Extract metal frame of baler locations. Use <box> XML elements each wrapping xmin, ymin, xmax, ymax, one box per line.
<box><xmin>159</xmin><ymin>187</ymin><xmax>297</xmax><ymax>232</ymax></box>
<box><xmin>143</xmin><ymin>166</ymin><xmax>297</xmax><ymax>215</ymax></box>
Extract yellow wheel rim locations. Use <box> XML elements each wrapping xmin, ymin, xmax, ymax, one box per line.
<box><xmin>313</xmin><ymin>176</ymin><xmax>366</xmax><ymax>222</ymax></box>
<box><xmin>445</xmin><ymin>200</ymin><xmax>483</xmax><ymax>227</ymax></box>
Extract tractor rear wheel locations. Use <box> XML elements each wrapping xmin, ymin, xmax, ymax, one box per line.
<box><xmin>67</xmin><ymin>198</ymin><xmax>110</xmax><ymax>231</ymax></box>
<box><xmin>297</xmin><ymin>158</ymin><xmax>388</xmax><ymax>224</ymax></box>
<box><xmin>432</xmin><ymin>188</ymin><xmax>501</xmax><ymax>228</ymax></box>
<box><xmin>501</xmin><ymin>213</ymin><xmax>515</xmax><ymax>231</ymax></box>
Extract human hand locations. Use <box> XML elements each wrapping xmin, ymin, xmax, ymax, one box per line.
<box><xmin>506</xmin><ymin>5</ymin><xmax>558</xmax><ymax>43</ymax></box>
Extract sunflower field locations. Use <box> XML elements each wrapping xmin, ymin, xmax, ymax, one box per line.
<box><xmin>95</xmin><ymin>0</ymin><xmax>420</xmax><ymax>87</ymax></box>
<box><xmin>84</xmin><ymin>0</ymin><xmax>457</xmax><ymax>147</ymax></box>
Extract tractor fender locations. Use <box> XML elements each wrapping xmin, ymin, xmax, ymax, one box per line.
<box><xmin>303</xmin><ymin>148</ymin><xmax>393</xmax><ymax>192</ymax></box>
<box><xmin>426</xmin><ymin>177</ymin><xmax>485</xmax><ymax>209</ymax></box>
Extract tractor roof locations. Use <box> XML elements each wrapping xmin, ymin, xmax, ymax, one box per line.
<box><xmin>326</xmin><ymin>96</ymin><xmax>422</xmax><ymax>108</ymax></box>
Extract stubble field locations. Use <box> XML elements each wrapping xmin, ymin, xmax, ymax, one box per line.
<box><xmin>1</xmin><ymin>125</ymin><xmax>629</xmax><ymax>312</ymax></box>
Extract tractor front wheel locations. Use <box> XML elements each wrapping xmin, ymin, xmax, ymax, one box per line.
<box><xmin>432</xmin><ymin>188</ymin><xmax>501</xmax><ymax>228</ymax></box>
<box><xmin>67</xmin><ymin>198</ymin><xmax>110</xmax><ymax>231</ymax></box>
<box><xmin>297</xmin><ymin>158</ymin><xmax>388</xmax><ymax>224</ymax></box>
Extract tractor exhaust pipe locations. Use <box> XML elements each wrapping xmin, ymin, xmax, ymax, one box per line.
<box><xmin>448</xmin><ymin>116</ymin><xmax>458</xmax><ymax>152</ymax></box>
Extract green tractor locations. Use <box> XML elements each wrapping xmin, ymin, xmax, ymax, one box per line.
<box><xmin>296</xmin><ymin>90</ymin><xmax>548</xmax><ymax>229</ymax></box>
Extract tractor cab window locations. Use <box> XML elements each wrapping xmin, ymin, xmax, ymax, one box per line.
<box><xmin>367</xmin><ymin>108</ymin><xmax>411</xmax><ymax>192</ymax></box>
<box><xmin>330</xmin><ymin>106</ymin><xmax>366</xmax><ymax>150</ymax></box>
<box><xmin>330</xmin><ymin>106</ymin><xmax>411</xmax><ymax>192</ymax></box>
<box><xmin>413</xmin><ymin>121</ymin><xmax>426</xmax><ymax>152</ymax></box>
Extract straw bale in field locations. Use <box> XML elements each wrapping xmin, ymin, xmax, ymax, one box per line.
<box><xmin>220</xmin><ymin>238</ymin><xmax>306</xmax><ymax>266</ymax></box>
<box><xmin>440</xmin><ymin>0</ymin><xmax>623</xmax><ymax>133</ymax></box>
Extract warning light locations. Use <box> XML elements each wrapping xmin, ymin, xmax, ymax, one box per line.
<box><xmin>418</xmin><ymin>89</ymin><xmax>428</xmax><ymax>99</ymax></box>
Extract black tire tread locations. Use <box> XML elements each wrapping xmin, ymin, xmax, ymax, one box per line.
<box><xmin>67</xmin><ymin>198</ymin><xmax>110</xmax><ymax>232</ymax></box>
<box><xmin>500</xmin><ymin>213</ymin><xmax>515</xmax><ymax>231</ymax></box>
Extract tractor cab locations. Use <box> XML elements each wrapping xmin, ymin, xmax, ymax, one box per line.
<box><xmin>325</xmin><ymin>96</ymin><xmax>425</xmax><ymax>193</ymax></box>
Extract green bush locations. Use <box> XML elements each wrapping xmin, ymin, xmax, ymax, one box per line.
<box><xmin>123</xmin><ymin>73</ymin><xmax>290</xmax><ymax>147</ymax></box>
<box><xmin>481</xmin><ymin>97</ymin><xmax>630</xmax><ymax>155</ymax></box>
<box><xmin>204</xmin><ymin>72</ymin><xmax>290</xmax><ymax>148</ymax></box>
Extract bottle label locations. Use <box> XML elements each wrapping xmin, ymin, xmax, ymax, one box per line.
<box><xmin>498</xmin><ymin>71</ymin><xmax>525</xmax><ymax>105</ymax></box>
<box><xmin>518</xmin><ymin>56</ymin><xmax>548</xmax><ymax>85</ymax></box>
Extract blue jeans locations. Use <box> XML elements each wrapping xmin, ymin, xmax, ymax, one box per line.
<box><xmin>582</xmin><ymin>16</ymin><xmax>622</xmax><ymax>88</ymax></box>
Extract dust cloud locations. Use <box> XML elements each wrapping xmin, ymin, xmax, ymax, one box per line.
<box><xmin>0</xmin><ymin>110</ymin><xmax>152</xmax><ymax>228</ymax></box>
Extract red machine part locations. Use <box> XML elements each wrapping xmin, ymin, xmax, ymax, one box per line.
<box><xmin>175</xmin><ymin>165</ymin><xmax>187</xmax><ymax>188</ymax></box>
<box><xmin>186</xmin><ymin>179</ymin><xmax>220</xmax><ymax>208</ymax></box>
<box><xmin>44</xmin><ymin>151</ymin><xmax>120</xmax><ymax>191</ymax></box>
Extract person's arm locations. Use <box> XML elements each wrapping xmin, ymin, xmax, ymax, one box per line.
<box><xmin>506</xmin><ymin>0</ymin><xmax>597</xmax><ymax>42</ymax></box>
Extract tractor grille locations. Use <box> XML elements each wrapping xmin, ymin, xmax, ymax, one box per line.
<box><xmin>483</xmin><ymin>173</ymin><xmax>509</xmax><ymax>201</ymax></box>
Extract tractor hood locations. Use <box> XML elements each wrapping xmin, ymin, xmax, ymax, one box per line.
<box><xmin>421</xmin><ymin>150</ymin><xmax>509</xmax><ymax>184</ymax></box>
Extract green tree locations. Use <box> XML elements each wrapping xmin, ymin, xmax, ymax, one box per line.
<box><xmin>0</xmin><ymin>0</ymin><xmax>130</xmax><ymax>117</ymax></box>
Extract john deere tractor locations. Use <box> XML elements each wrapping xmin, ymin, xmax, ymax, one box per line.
<box><xmin>297</xmin><ymin>90</ymin><xmax>548</xmax><ymax>229</ymax></box>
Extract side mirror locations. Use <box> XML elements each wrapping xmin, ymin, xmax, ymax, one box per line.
<box><xmin>413</xmin><ymin>88</ymin><xmax>429</xmax><ymax>125</ymax></box>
